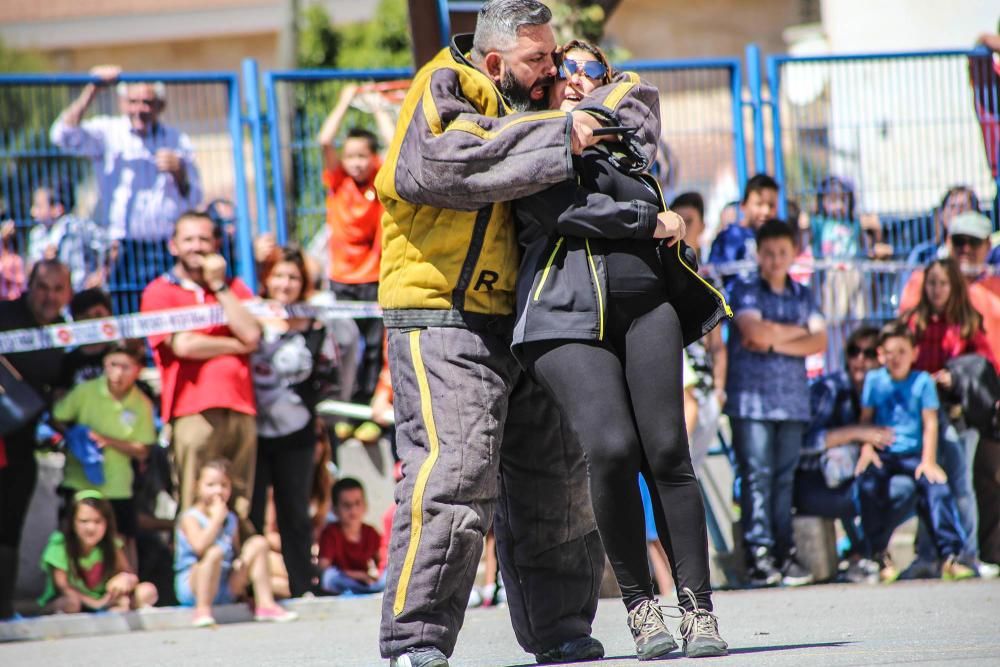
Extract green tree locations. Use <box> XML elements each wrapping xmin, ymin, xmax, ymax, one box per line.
<box><xmin>548</xmin><ymin>0</ymin><xmax>628</xmax><ymax>61</ymax></box>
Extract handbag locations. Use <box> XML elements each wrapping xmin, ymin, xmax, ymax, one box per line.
<box><xmin>0</xmin><ymin>355</ymin><xmax>46</xmax><ymax>436</ymax></box>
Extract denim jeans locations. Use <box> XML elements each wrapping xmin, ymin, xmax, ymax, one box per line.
<box><xmin>731</xmin><ymin>418</ymin><xmax>805</xmax><ymax>559</ymax></box>
<box><xmin>321</xmin><ymin>566</ymin><xmax>386</xmax><ymax>595</ymax></box>
<box><xmin>794</xmin><ymin>468</ymin><xmax>918</xmax><ymax>557</ymax></box>
<box><xmin>915</xmin><ymin>418</ymin><xmax>979</xmax><ymax>562</ymax></box>
<box><xmin>859</xmin><ymin>451</ymin><xmax>966</xmax><ymax>558</ymax></box>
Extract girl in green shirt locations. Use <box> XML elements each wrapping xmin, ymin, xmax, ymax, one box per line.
<box><xmin>39</xmin><ymin>491</ymin><xmax>157</xmax><ymax>613</ymax></box>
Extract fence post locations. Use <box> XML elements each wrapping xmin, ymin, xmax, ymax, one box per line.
<box><xmin>264</xmin><ymin>72</ymin><xmax>289</xmax><ymax>246</ymax></box>
<box><xmin>730</xmin><ymin>60</ymin><xmax>749</xmax><ymax>194</ymax></box>
<box><xmin>228</xmin><ymin>73</ymin><xmax>256</xmax><ymax>290</ymax></box>
<box><xmin>765</xmin><ymin>54</ymin><xmax>788</xmax><ymax>220</ymax></box>
<box><xmin>436</xmin><ymin>0</ymin><xmax>451</xmax><ymax>48</ymax></box>
<box><xmin>745</xmin><ymin>43</ymin><xmax>768</xmax><ymax>178</ymax></box>
<box><xmin>242</xmin><ymin>58</ymin><xmax>271</xmax><ymax>240</ymax></box>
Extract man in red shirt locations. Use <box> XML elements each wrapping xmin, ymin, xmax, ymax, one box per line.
<box><xmin>317</xmin><ymin>85</ymin><xmax>393</xmax><ymax>404</ymax></box>
<box><xmin>140</xmin><ymin>211</ymin><xmax>261</xmax><ymax>522</ymax></box>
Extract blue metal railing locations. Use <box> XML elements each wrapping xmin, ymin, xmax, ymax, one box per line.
<box><xmin>261</xmin><ymin>68</ymin><xmax>413</xmax><ymax>248</ymax></box>
<box><xmin>0</xmin><ymin>71</ymin><xmax>254</xmax><ymax>310</ymax></box>
<box><xmin>763</xmin><ymin>46</ymin><xmax>1000</xmax><ymax>256</ymax></box>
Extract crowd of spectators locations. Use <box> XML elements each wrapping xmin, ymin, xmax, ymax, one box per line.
<box><xmin>2</xmin><ymin>52</ymin><xmax>1000</xmax><ymax>625</ymax></box>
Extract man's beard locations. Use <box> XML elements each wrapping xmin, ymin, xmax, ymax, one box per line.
<box><xmin>500</xmin><ymin>69</ymin><xmax>550</xmax><ymax>112</ymax></box>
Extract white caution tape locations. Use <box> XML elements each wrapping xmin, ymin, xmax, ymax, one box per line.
<box><xmin>0</xmin><ymin>300</ymin><xmax>382</xmax><ymax>355</ymax></box>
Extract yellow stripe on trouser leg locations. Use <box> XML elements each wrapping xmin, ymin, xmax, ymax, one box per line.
<box><xmin>393</xmin><ymin>329</ymin><xmax>442</xmax><ymax>617</ymax></box>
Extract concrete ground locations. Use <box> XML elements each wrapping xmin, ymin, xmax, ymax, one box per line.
<box><xmin>2</xmin><ymin>579</ymin><xmax>997</xmax><ymax>666</ymax></box>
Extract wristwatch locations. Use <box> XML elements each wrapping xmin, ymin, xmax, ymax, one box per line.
<box><xmin>210</xmin><ymin>281</ymin><xmax>229</xmax><ymax>294</ymax></box>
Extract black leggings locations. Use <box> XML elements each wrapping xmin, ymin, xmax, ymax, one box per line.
<box><xmin>523</xmin><ymin>295</ymin><xmax>712</xmax><ymax>612</ymax></box>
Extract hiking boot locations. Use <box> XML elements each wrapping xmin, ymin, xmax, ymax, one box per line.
<box><xmin>941</xmin><ymin>555</ymin><xmax>976</xmax><ymax>581</ymax></box>
<box><xmin>627</xmin><ymin>598</ymin><xmax>679</xmax><ymax>661</ymax></box>
<box><xmin>781</xmin><ymin>553</ymin><xmax>814</xmax><ymax>587</ymax></box>
<box><xmin>899</xmin><ymin>557</ymin><xmax>939</xmax><ymax>580</ymax></box>
<box><xmin>678</xmin><ymin>588</ymin><xmax>728</xmax><ymax>658</ymax></box>
<box><xmin>534</xmin><ymin>636</ymin><xmax>604</xmax><ymax>664</ymax></box>
<box><xmin>747</xmin><ymin>546</ymin><xmax>782</xmax><ymax>588</ymax></box>
<box><xmin>389</xmin><ymin>647</ymin><xmax>449</xmax><ymax>667</ymax></box>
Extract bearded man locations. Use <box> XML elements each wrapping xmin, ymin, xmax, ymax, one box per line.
<box><xmin>374</xmin><ymin>1</ymin><xmax>662</xmax><ymax>666</ymax></box>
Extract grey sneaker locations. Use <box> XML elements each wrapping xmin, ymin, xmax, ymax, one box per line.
<box><xmin>389</xmin><ymin>647</ymin><xmax>449</xmax><ymax>667</ymax></box>
<box><xmin>627</xmin><ymin>598</ymin><xmax>679</xmax><ymax>661</ymax></box>
<box><xmin>534</xmin><ymin>635</ymin><xmax>604</xmax><ymax>664</ymax></box>
<box><xmin>678</xmin><ymin>588</ymin><xmax>728</xmax><ymax>658</ymax></box>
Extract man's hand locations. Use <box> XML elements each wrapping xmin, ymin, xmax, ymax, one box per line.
<box><xmin>859</xmin><ymin>425</ymin><xmax>895</xmax><ymax>450</ymax></box>
<box><xmin>855</xmin><ymin>443</ymin><xmax>882</xmax><ymax>476</ymax></box>
<box><xmin>89</xmin><ymin>65</ymin><xmax>121</xmax><ymax>86</ymax></box>
<box><xmin>915</xmin><ymin>460</ymin><xmax>948</xmax><ymax>484</ymax></box>
<box><xmin>201</xmin><ymin>253</ymin><xmax>227</xmax><ymax>290</ymax></box>
<box><xmin>569</xmin><ymin>111</ymin><xmax>602</xmax><ymax>155</ymax></box>
<box><xmin>254</xmin><ymin>233</ymin><xmax>276</xmax><ymax>265</ymax></box>
<box><xmin>654</xmin><ymin>210</ymin><xmax>686</xmax><ymax>246</ymax></box>
<box><xmin>155</xmin><ymin>149</ymin><xmax>184</xmax><ymax>176</ymax></box>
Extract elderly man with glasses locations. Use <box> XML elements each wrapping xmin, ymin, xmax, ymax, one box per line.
<box><xmin>51</xmin><ymin>65</ymin><xmax>203</xmax><ymax>307</ymax></box>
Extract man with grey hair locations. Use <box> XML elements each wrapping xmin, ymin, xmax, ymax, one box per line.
<box><xmin>51</xmin><ymin>65</ymin><xmax>203</xmax><ymax>306</ymax></box>
<box><xmin>375</xmin><ymin>1</ymin><xmax>662</xmax><ymax>665</ymax></box>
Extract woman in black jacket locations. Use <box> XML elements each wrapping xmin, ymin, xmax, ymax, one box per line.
<box><xmin>513</xmin><ymin>40</ymin><xmax>730</xmax><ymax>660</ymax></box>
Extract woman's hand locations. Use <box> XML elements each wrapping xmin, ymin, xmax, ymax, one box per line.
<box><xmin>654</xmin><ymin>210</ymin><xmax>685</xmax><ymax>246</ymax></box>
<box><xmin>933</xmin><ymin>369</ymin><xmax>953</xmax><ymax>390</ymax></box>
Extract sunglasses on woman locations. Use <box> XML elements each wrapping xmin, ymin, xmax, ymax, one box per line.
<box><xmin>559</xmin><ymin>58</ymin><xmax>608</xmax><ymax>81</ymax></box>
<box><xmin>846</xmin><ymin>344</ymin><xmax>878</xmax><ymax>360</ymax></box>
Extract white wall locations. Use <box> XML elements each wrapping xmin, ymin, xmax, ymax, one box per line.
<box><xmin>822</xmin><ymin>0</ymin><xmax>997</xmax><ymax>53</ymax></box>
<box><xmin>800</xmin><ymin>0</ymin><xmax>1000</xmax><ymax>214</ymax></box>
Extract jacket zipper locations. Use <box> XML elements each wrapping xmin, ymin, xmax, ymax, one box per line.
<box><xmin>675</xmin><ymin>242</ymin><xmax>733</xmax><ymax>318</ymax></box>
<box><xmin>533</xmin><ymin>237</ymin><xmax>564</xmax><ymax>302</ymax></box>
<box><xmin>585</xmin><ymin>239</ymin><xmax>606</xmax><ymax>340</ymax></box>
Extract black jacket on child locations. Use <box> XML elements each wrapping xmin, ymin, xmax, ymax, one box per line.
<box><xmin>511</xmin><ymin>144</ymin><xmax>731</xmax><ymax>361</ymax></box>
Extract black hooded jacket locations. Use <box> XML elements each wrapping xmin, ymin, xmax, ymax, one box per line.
<box><xmin>511</xmin><ymin>144</ymin><xmax>731</xmax><ymax>360</ymax></box>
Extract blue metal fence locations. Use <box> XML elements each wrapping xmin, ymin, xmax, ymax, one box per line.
<box><xmin>0</xmin><ymin>71</ymin><xmax>254</xmax><ymax>313</ymax></box>
<box><xmin>1</xmin><ymin>45</ymin><xmax>996</xmax><ymax>322</ymax></box>
<box><xmin>621</xmin><ymin>58</ymin><xmax>749</xmax><ymax>224</ymax></box>
<box><xmin>260</xmin><ymin>68</ymin><xmax>412</xmax><ymax>255</ymax></box>
<box><xmin>764</xmin><ymin>48</ymin><xmax>1000</xmax><ymax>258</ymax></box>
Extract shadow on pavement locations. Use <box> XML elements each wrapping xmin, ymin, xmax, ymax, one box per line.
<box><xmin>504</xmin><ymin>641</ymin><xmax>857</xmax><ymax>666</ymax></box>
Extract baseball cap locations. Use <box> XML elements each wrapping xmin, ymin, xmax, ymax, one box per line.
<box><xmin>949</xmin><ymin>210</ymin><xmax>992</xmax><ymax>240</ymax></box>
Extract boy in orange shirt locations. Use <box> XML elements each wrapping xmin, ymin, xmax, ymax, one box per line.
<box><xmin>318</xmin><ymin>85</ymin><xmax>394</xmax><ymax>409</ymax></box>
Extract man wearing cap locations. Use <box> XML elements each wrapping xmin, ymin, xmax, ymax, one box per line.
<box><xmin>898</xmin><ymin>208</ymin><xmax>1000</xmax><ymax>573</ymax></box>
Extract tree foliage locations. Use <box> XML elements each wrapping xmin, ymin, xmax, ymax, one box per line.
<box><xmin>297</xmin><ymin>0</ymin><xmax>412</xmax><ymax>70</ymax></box>
<box><xmin>549</xmin><ymin>0</ymin><xmax>628</xmax><ymax>61</ymax></box>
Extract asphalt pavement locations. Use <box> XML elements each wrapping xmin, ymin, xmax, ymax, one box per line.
<box><xmin>2</xmin><ymin>579</ymin><xmax>998</xmax><ymax>666</ymax></box>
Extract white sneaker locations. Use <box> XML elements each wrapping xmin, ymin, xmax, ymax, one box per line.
<box><xmin>978</xmin><ymin>561</ymin><xmax>1000</xmax><ymax>579</ymax></box>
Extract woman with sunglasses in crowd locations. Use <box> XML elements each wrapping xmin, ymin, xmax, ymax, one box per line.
<box><xmin>511</xmin><ymin>39</ymin><xmax>730</xmax><ymax>660</ymax></box>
